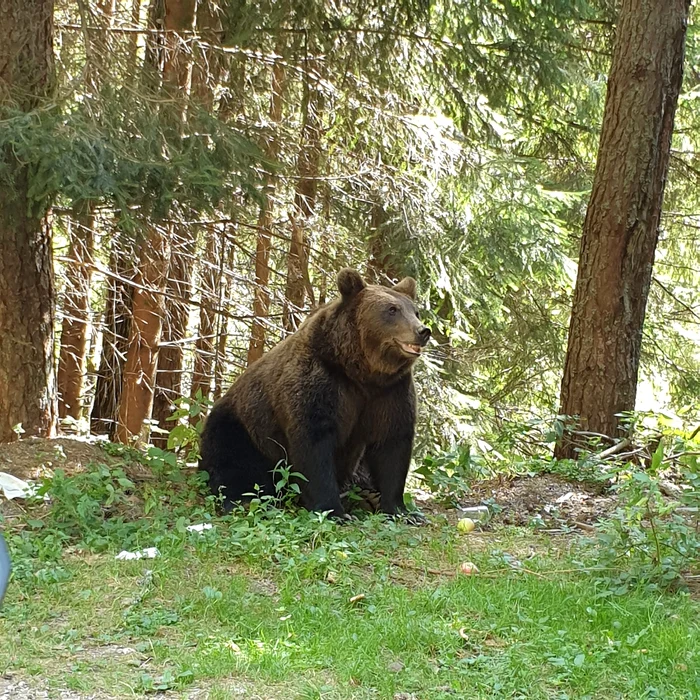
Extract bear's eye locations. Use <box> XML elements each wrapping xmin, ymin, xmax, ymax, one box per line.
<box><xmin>388</xmin><ymin>306</ymin><xmax>398</xmax><ymax>316</ymax></box>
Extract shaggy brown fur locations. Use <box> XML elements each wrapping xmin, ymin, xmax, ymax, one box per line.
<box><xmin>199</xmin><ymin>268</ymin><xmax>430</xmax><ymax>518</ymax></box>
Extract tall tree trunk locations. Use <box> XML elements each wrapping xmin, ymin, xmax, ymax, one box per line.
<box><xmin>283</xmin><ymin>55</ymin><xmax>324</xmax><ymax>332</ymax></box>
<box><xmin>58</xmin><ymin>0</ymin><xmax>116</xmax><ymax>427</ymax></box>
<box><xmin>152</xmin><ymin>0</ymin><xmax>226</xmax><ymax>436</ymax></box>
<box><xmin>90</xmin><ymin>243</ymin><xmax>134</xmax><ymax>437</ymax></box>
<box><xmin>189</xmin><ymin>2</ymin><xmax>226</xmax><ymax>401</ymax></box>
<box><xmin>247</xmin><ymin>56</ymin><xmax>286</xmax><ymax>364</ymax></box>
<box><xmin>149</xmin><ymin>0</ymin><xmax>198</xmax><ymax>441</ymax></box>
<box><xmin>555</xmin><ymin>0</ymin><xmax>690</xmax><ymax>459</ymax></box>
<box><xmin>191</xmin><ymin>0</ymin><xmax>223</xmax><ymax>110</ymax></box>
<box><xmin>190</xmin><ymin>231</ymin><xmax>221</xmax><ymax>402</ymax></box>
<box><xmin>115</xmin><ymin>0</ymin><xmax>196</xmax><ymax>444</ymax></box>
<box><xmin>213</xmin><ymin>237</ymin><xmax>234</xmax><ymax>400</ymax></box>
<box><xmin>0</xmin><ymin>0</ymin><xmax>56</xmax><ymax>443</ymax></box>
<box><xmin>57</xmin><ymin>207</ymin><xmax>95</xmax><ymax>420</ymax></box>
<box><xmin>161</xmin><ymin>0</ymin><xmax>196</xmax><ymax>109</ymax></box>
<box><xmin>89</xmin><ymin>0</ymin><xmax>143</xmax><ymax>437</ymax></box>
<box><xmin>151</xmin><ymin>232</ymin><xmax>196</xmax><ymax>439</ymax></box>
<box><xmin>114</xmin><ymin>228</ymin><xmax>170</xmax><ymax>443</ymax></box>
<box><xmin>143</xmin><ymin>0</ymin><xmax>165</xmax><ymax>90</ymax></box>
<box><xmin>127</xmin><ymin>0</ymin><xmax>141</xmax><ymax>73</ymax></box>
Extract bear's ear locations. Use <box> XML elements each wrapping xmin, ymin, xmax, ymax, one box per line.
<box><xmin>337</xmin><ymin>268</ymin><xmax>366</xmax><ymax>299</ymax></box>
<box><xmin>393</xmin><ymin>277</ymin><xmax>417</xmax><ymax>300</ymax></box>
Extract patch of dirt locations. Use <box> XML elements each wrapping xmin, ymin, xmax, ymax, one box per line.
<box><xmin>465</xmin><ymin>473</ymin><xmax>616</xmax><ymax>528</ymax></box>
<box><xmin>248</xmin><ymin>578</ymin><xmax>279</xmax><ymax>597</ymax></box>
<box><xmin>0</xmin><ymin>437</ymin><xmax>145</xmax><ymax>483</ymax></box>
<box><xmin>418</xmin><ymin>474</ymin><xmax>616</xmax><ymax>530</ymax></box>
<box><xmin>73</xmin><ymin>644</ymin><xmax>143</xmax><ymax>664</ymax></box>
<box><xmin>0</xmin><ymin>437</ymin><xmax>154</xmax><ymax>519</ymax></box>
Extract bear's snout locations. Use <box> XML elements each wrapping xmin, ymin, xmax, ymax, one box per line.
<box><xmin>394</xmin><ymin>323</ymin><xmax>431</xmax><ymax>358</ymax></box>
<box><xmin>417</xmin><ymin>325</ymin><xmax>431</xmax><ymax>345</ymax></box>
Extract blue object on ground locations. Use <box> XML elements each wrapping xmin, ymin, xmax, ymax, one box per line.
<box><xmin>0</xmin><ymin>532</ymin><xmax>10</xmax><ymax>608</ymax></box>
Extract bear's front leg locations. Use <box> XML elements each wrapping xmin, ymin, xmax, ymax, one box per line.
<box><xmin>287</xmin><ymin>425</ymin><xmax>345</xmax><ymax>519</ymax></box>
<box><xmin>363</xmin><ymin>434</ymin><xmax>413</xmax><ymax>516</ymax></box>
<box><xmin>362</xmin><ymin>378</ymin><xmax>417</xmax><ymax>517</ymax></box>
<box><xmin>282</xmin><ymin>362</ymin><xmax>349</xmax><ymax>519</ymax></box>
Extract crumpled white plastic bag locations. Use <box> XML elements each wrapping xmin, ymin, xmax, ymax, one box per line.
<box><xmin>115</xmin><ymin>547</ymin><xmax>160</xmax><ymax>561</ymax></box>
<box><xmin>0</xmin><ymin>472</ymin><xmax>40</xmax><ymax>500</ymax></box>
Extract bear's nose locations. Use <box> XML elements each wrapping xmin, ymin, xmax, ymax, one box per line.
<box><xmin>418</xmin><ymin>325</ymin><xmax>431</xmax><ymax>343</ymax></box>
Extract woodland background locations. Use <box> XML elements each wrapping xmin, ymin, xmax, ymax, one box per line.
<box><xmin>1</xmin><ymin>0</ymin><xmax>699</xmax><ymax>460</ymax></box>
<box><xmin>2</xmin><ymin>4</ymin><xmax>700</xmax><ymax>696</ymax></box>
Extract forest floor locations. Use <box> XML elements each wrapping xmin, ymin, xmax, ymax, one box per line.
<box><xmin>0</xmin><ymin>438</ymin><xmax>699</xmax><ymax>699</ymax></box>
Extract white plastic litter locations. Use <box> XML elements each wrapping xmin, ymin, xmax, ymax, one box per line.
<box><xmin>186</xmin><ymin>523</ymin><xmax>213</xmax><ymax>533</ymax></box>
<box><xmin>115</xmin><ymin>547</ymin><xmax>160</xmax><ymax>561</ymax></box>
<box><xmin>458</xmin><ymin>505</ymin><xmax>490</xmax><ymax>522</ymax></box>
<box><xmin>0</xmin><ymin>472</ymin><xmax>39</xmax><ymax>500</ymax></box>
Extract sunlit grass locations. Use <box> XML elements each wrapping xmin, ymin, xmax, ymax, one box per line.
<box><xmin>1</xmin><ymin>514</ymin><xmax>698</xmax><ymax>699</ymax></box>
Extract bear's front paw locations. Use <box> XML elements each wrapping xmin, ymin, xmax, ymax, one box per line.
<box><xmin>330</xmin><ymin>511</ymin><xmax>357</xmax><ymax>525</ymax></box>
<box><xmin>385</xmin><ymin>509</ymin><xmax>427</xmax><ymax>527</ymax></box>
<box><xmin>402</xmin><ymin>510</ymin><xmax>427</xmax><ymax>526</ymax></box>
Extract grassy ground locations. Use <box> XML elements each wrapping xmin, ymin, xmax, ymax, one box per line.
<box><xmin>0</xmin><ymin>440</ymin><xmax>699</xmax><ymax>699</ymax></box>
<box><xmin>2</xmin><ymin>511</ymin><xmax>699</xmax><ymax>699</ymax></box>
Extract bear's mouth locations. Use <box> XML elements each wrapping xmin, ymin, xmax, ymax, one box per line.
<box><xmin>396</xmin><ymin>341</ymin><xmax>422</xmax><ymax>356</ymax></box>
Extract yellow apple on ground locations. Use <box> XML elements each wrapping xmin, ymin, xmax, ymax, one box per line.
<box><xmin>457</xmin><ymin>517</ymin><xmax>476</xmax><ymax>534</ymax></box>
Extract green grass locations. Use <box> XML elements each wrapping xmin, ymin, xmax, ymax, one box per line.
<box><xmin>1</xmin><ymin>514</ymin><xmax>699</xmax><ymax>699</ymax></box>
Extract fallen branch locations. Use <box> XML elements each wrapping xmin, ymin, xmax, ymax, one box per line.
<box><xmin>596</xmin><ymin>438</ymin><xmax>631</xmax><ymax>460</ymax></box>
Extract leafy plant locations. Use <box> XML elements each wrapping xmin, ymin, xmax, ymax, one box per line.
<box><xmin>592</xmin><ymin>439</ymin><xmax>700</xmax><ymax>591</ymax></box>
<box><xmin>414</xmin><ymin>443</ymin><xmax>492</xmax><ymax>504</ymax></box>
<box><xmin>138</xmin><ymin>668</ymin><xmax>194</xmax><ymax>693</ymax></box>
<box><xmin>166</xmin><ymin>391</ymin><xmax>214</xmax><ymax>462</ymax></box>
<box><xmin>33</xmin><ymin>464</ymin><xmax>138</xmax><ymax>550</ymax></box>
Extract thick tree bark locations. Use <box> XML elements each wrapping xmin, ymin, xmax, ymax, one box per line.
<box><xmin>57</xmin><ymin>207</ymin><xmax>95</xmax><ymax>420</ymax></box>
<box><xmin>0</xmin><ymin>0</ymin><xmax>56</xmax><ymax>443</ymax></box>
<box><xmin>555</xmin><ymin>0</ymin><xmax>690</xmax><ymax>459</ymax></box>
<box><xmin>0</xmin><ymin>210</ymin><xmax>55</xmax><ymax>442</ymax></box>
<box><xmin>247</xmin><ymin>57</ymin><xmax>286</xmax><ymax>364</ymax></box>
<box><xmin>161</xmin><ymin>0</ymin><xmax>196</xmax><ymax>111</ymax></box>
<box><xmin>283</xmin><ymin>56</ymin><xmax>324</xmax><ymax>332</ymax></box>
<box><xmin>114</xmin><ymin>228</ymin><xmax>170</xmax><ymax>443</ymax></box>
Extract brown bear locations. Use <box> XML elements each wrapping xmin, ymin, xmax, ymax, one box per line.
<box><xmin>199</xmin><ymin>268</ymin><xmax>430</xmax><ymax>519</ymax></box>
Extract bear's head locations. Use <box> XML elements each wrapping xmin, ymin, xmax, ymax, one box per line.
<box><xmin>336</xmin><ymin>268</ymin><xmax>431</xmax><ymax>377</ymax></box>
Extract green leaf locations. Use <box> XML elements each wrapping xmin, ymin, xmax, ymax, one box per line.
<box><xmin>651</xmin><ymin>440</ymin><xmax>665</xmax><ymax>471</ymax></box>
